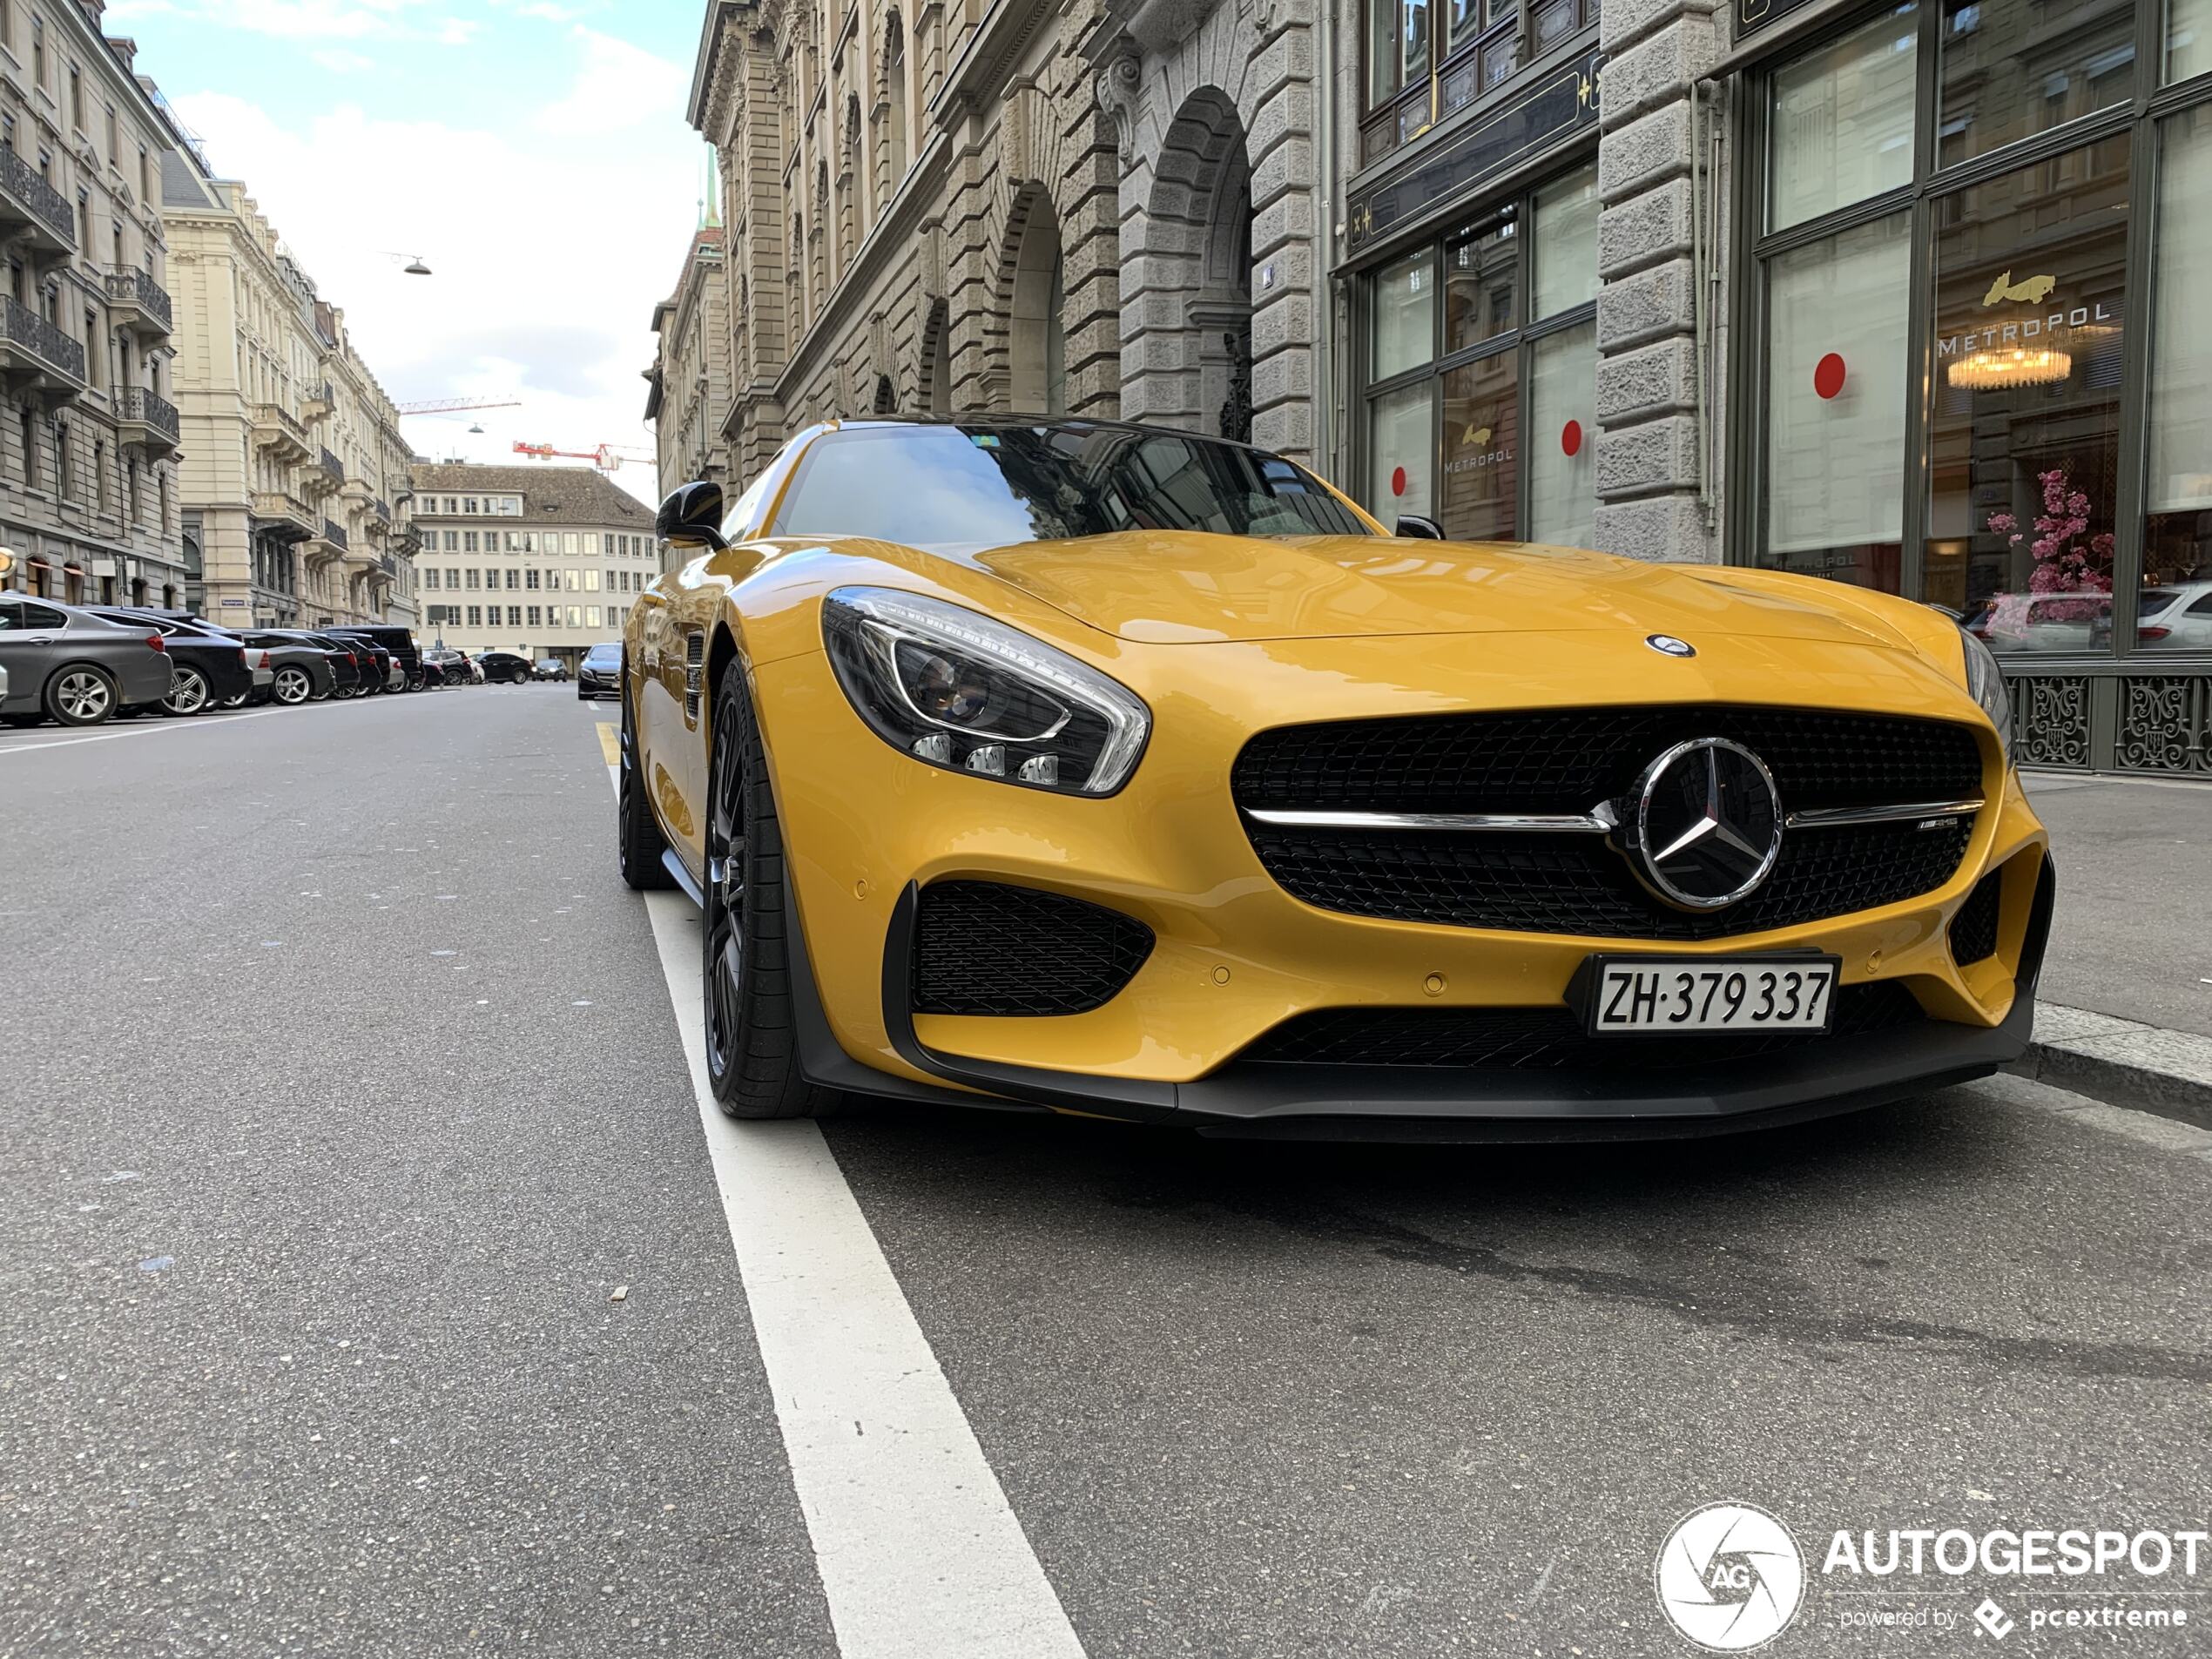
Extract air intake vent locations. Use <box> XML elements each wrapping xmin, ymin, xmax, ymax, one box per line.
<box><xmin>1950</xmin><ymin>867</ymin><xmax>2003</xmax><ymax>967</ymax></box>
<box><xmin>684</xmin><ymin>631</ymin><xmax>705</xmax><ymax>719</ymax></box>
<box><xmin>911</xmin><ymin>882</ymin><xmax>1153</xmax><ymax>1016</ymax></box>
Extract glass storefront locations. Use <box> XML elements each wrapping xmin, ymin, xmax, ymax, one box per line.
<box><xmin>1744</xmin><ymin>0</ymin><xmax>2212</xmax><ymax>668</ymax></box>
<box><xmin>1359</xmin><ymin>159</ymin><xmax>1601</xmax><ymax>546</ymax></box>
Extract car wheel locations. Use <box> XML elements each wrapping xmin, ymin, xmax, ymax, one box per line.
<box><xmin>617</xmin><ymin>688</ymin><xmax>675</xmax><ymax>893</ymax></box>
<box><xmin>46</xmin><ymin>666</ymin><xmax>118</xmax><ymax>726</ymax></box>
<box><xmin>272</xmin><ymin>665</ymin><xmax>313</xmax><ymax>706</ymax></box>
<box><xmin>220</xmin><ymin>691</ymin><xmax>251</xmax><ymax>710</ymax></box>
<box><xmin>164</xmin><ymin>666</ymin><xmax>211</xmax><ymax>716</ymax></box>
<box><xmin>701</xmin><ymin>670</ymin><xmax>838</xmax><ymax>1120</ymax></box>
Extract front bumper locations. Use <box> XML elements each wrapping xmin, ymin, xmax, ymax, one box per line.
<box><xmin>752</xmin><ymin>638</ymin><xmax>2052</xmax><ymax>1137</ymax></box>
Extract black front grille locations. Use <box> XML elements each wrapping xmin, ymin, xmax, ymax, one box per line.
<box><xmin>911</xmin><ymin>881</ymin><xmax>1154</xmax><ymax>1016</ymax></box>
<box><xmin>1235</xmin><ymin>705</ymin><xmax>1985</xmax><ymax>940</ymax></box>
<box><xmin>1243</xmin><ymin>979</ymin><xmax>1926</xmax><ymax>1071</ymax></box>
<box><xmin>1949</xmin><ymin>867</ymin><xmax>2003</xmax><ymax>966</ymax></box>
<box><xmin>1234</xmin><ymin>705</ymin><xmax>1983</xmax><ymax>814</ymax></box>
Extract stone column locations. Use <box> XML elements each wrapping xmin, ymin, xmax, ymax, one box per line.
<box><xmin>1593</xmin><ymin>0</ymin><xmax>1718</xmax><ymax>563</ymax></box>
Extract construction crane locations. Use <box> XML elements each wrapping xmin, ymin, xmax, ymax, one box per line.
<box><xmin>396</xmin><ymin>397</ymin><xmax>523</xmax><ymax>416</ymax></box>
<box><xmin>512</xmin><ymin>440</ymin><xmax>657</xmax><ymax>474</ymax></box>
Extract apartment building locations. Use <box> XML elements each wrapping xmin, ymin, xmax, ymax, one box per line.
<box><xmin>409</xmin><ymin>462</ymin><xmax>656</xmax><ymax>665</ymax></box>
<box><xmin>0</xmin><ymin>8</ymin><xmax>187</xmax><ymax>606</ymax></box>
<box><xmin>644</xmin><ymin>215</ymin><xmax>732</xmax><ymax>496</ymax></box>
<box><xmin>164</xmin><ymin>164</ymin><xmax>415</xmax><ymax>631</ymax></box>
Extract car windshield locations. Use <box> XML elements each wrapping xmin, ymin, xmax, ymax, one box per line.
<box><xmin>582</xmin><ymin>644</ymin><xmax>621</xmax><ymax>667</ymax></box>
<box><xmin>772</xmin><ymin>423</ymin><xmax>1372</xmax><ymax>550</ymax></box>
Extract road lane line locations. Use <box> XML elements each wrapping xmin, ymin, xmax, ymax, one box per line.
<box><xmin>596</xmin><ymin>720</ymin><xmax>619</xmax><ymax>765</ymax></box>
<box><xmin>622</xmin><ymin>755</ymin><xmax>1083</xmax><ymax>1659</ymax></box>
<box><xmin>0</xmin><ymin>705</ymin><xmax>307</xmax><ymax>755</ymax></box>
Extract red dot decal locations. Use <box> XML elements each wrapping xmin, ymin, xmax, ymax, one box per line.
<box><xmin>1561</xmin><ymin>419</ymin><xmax>1583</xmax><ymax>457</ymax></box>
<box><xmin>1391</xmin><ymin>466</ymin><xmax>1406</xmax><ymax>497</ymax></box>
<box><xmin>1814</xmin><ymin>352</ymin><xmax>1847</xmax><ymax>400</ymax></box>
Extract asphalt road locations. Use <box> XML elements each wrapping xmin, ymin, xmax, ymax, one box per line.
<box><xmin>2</xmin><ymin>689</ymin><xmax>2207</xmax><ymax>1659</ymax></box>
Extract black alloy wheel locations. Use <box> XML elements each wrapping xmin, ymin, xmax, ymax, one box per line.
<box><xmin>617</xmin><ymin>687</ymin><xmax>674</xmax><ymax>892</ymax></box>
<box><xmin>700</xmin><ymin>671</ymin><xmax>836</xmax><ymax>1120</ymax></box>
<box><xmin>163</xmin><ymin>666</ymin><xmax>211</xmax><ymax>716</ymax></box>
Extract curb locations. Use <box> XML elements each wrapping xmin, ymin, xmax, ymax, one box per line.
<box><xmin>2007</xmin><ymin>1003</ymin><xmax>2212</xmax><ymax>1131</ymax></box>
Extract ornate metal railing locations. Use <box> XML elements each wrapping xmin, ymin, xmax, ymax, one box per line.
<box><xmin>0</xmin><ymin>147</ymin><xmax>76</xmax><ymax>246</ymax></box>
<box><xmin>121</xmin><ymin>385</ymin><xmax>179</xmax><ymax>440</ymax></box>
<box><xmin>318</xmin><ymin>446</ymin><xmax>343</xmax><ymax>482</ymax></box>
<box><xmin>105</xmin><ymin>267</ymin><xmax>172</xmax><ymax>329</ymax></box>
<box><xmin>322</xmin><ymin>518</ymin><xmax>349</xmax><ymax>551</ymax></box>
<box><xmin>2001</xmin><ymin>664</ymin><xmax>2212</xmax><ymax>777</ymax></box>
<box><xmin>1</xmin><ymin>295</ymin><xmax>86</xmax><ymax>381</ymax></box>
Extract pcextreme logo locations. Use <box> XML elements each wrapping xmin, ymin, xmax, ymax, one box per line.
<box><xmin>1656</xmin><ymin>1503</ymin><xmax>1806</xmax><ymax>1651</ymax></box>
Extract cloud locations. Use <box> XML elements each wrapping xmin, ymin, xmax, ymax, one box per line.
<box><xmin>110</xmin><ymin>0</ymin><xmax>464</xmax><ymax>43</ymax></box>
<box><xmin>309</xmin><ymin>48</ymin><xmax>378</xmax><ymax>72</ymax></box>
<box><xmin>534</xmin><ymin>27</ymin><xmax>690</xmax><ymax>137</ymax></box>
<box><xmin>171</xmin><ymin>73</ymin><xmax>702</xmax><ymax>504</ymax></box>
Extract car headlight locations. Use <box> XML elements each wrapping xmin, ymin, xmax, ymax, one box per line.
<box><xmin>821</xmin><ymin>587</ymin><xmax>1150</xmax><ymax>795</ymax></box>
<box><xmin>1959</xmin><ymin>624</ymin><xmax>2013</xmax><ymax>764</ymax></box>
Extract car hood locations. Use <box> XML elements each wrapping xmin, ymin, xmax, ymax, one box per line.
<box><xmin>947</xmin><ymin>533</ymin><xmax>1901</xmax><ymax>649</ymax></box>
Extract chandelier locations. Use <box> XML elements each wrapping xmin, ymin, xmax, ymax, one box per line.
<box><xmin>1946</xmin><ymin>347</ymin><xmax>2073</xmax><ymax>390</ymax></box>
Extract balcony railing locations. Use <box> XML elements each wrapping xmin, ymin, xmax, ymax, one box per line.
<box><xmin>105</xmin><ymin>266</ymin><xmax>172</xmax><ymax>333</ymax></box>
<box><xmin>322</xmin><ymin>518</ymin><xmax>349</xmax><ymax>551</ymax></box>
<box><xmin>251</xmin><ymin>490</ymin><xmax>315</xmax><ymax>541</ymax></box>
<box><xmin>0</xmin><ymin>146</ymin><xmax>76</xmax><ymax>250</ymax></box>
<box><xmin>0</xmin><ymin>295</ymin><xmax>87</xmax><ymax>388</ymax></box>
<box><xmin>318</xmin><ymin>446</ymin><xmax>342</xmax><ymax>482</ymax></box>
<box><xmin>119</xmin><ymin>385</ymin><xmax>179</xmax><ymax>442</ymax></box>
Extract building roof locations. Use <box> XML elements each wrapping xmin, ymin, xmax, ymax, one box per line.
<box><xmin>408</xmin><ymin>462</ymin><xmax>654</xmax><ymax>525</ymax></box>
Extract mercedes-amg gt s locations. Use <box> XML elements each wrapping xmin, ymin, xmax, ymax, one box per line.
<box><xmin>617</xmin><ymin>416</ymin><xmax>2050</xmax><ymax>1139</ymax></box>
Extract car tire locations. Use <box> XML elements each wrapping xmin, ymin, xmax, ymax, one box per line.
<box><xmin>220</xmin><ymin>691</ymin><xmax>251</xmax><ymax>711</ymax></box>
<box><xmin>701</xmin><ymin>670</ymin><xmax>839</xmax><ymax>1121</ymax></box>
<box><xmin>164</xmin><ymin>666</ymin><xmax>211</xmax><ymax>716</ymax></box>
<box><xmin>617</xmin><ymin>689</ymin><xmax>675</xmax><ymax>893</ymax></box>
<box><xmin>46</xmin><ymin>665</ymin><xmax>119</xmax><ymax>726</ymax></box>
<box><xmin>272</xmin><ymin>665</ymin><xmax>313</xmax><ymax>706</ymax></box>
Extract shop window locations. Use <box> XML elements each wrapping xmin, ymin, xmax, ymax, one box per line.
<box><xmin>1531</xmin><ymin>167</ymin><xmax>1599</xmax><ymax>318</ymax></box>
<box><xmin>2142</xmin><ymin>105</ymin><xmax>2212</xmax><ymax>648</ymax></box>
<box><xmin>1445</xmin><ymin>211</ymin><xmax>1518</xmax><ymax>354</ymax></box>
<box><xmin>1770</xmin><ymin>4</ymin><xmax>1918</xmax><ymax>232</ymax></box>
<box><xmin>2174</xmin><ymin>0</ymin><xmax>2212</xmax><ymax>83</ymax></box>
<box><xmin>1527</xmin><ymin>322</ymin><xmax>1596</xmax><ymax>549</ymax></box>
<box><xmin>1440</xmin><ymin>351</ymin><xmax>1517</xmax><ymax>540</ymax></box>
<box><xmin>1928</xmin><ymin>133</ymin><xmax>2129</xmax><ymax>641</ymax></box>
<box><xmin>1372</xmin><ymin>250</ymin><xmax>1433</xmax><ymax>380</ymax></box>
<box><xmin>1762</xmin><ymin>214</ymin><xmax>1912</xmax><ymax>591</ymax></box>
<box><xmin>1366</xmin><ymin>382</ymin><xmax>1434</xmax><ymax>525</ymax></box>
<box><xmin>1936</xmin><ymin>0</ymin><xmax>2134</xmax><ymax>169</ymax></box>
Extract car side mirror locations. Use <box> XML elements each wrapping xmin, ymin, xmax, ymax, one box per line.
<box><xmin>1395</xmin><ymin>514</ymin><xmax>1446</xmax><ymax>540</ymax></box>
<box><xmin>657</xmin><ymin>481</ymin><xmax>727</xmax><ymax>550</ymax></box>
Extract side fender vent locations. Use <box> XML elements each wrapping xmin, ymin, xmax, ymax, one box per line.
<box><xmin>684</xmin><ymin>631</ymin><xmax>705</xmax><ymax>721</ymax></box>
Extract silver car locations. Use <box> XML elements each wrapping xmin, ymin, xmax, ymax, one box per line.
<box><xmin>0</xmin><ymin>594</ymin><xmax>174</xmax><ymax>727</ymax></box>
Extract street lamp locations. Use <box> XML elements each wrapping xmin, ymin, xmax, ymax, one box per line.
<box><xmin>380</xmin><ymin>251</ymin><xmax>434</xmax><ymax>276</ymax></box>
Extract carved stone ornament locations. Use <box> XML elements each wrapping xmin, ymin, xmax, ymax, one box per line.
<box><xmin>1095</xmin><ymin>51</ymin><xmax>1142</xmax><ymax>168</ymax></box>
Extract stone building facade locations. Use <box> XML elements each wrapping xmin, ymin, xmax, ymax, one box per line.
<box><xmin>165</xmin><ymin>167</ymin><xmax>417</xmax><ymax>631</ymax></box>
<box><xmin>410</xmin><ymin>462</ymin><xmax>656</xmax><ymax>667</ymax></box>
<box><xmin>645</xmin><ymin>219</ymin><xmax>736</xmax><ymax>493</ymax></box>
<box><xmin>0</xmin><ymin>10</ymin><xmax>187</xmax><ymax>608</ymax></box>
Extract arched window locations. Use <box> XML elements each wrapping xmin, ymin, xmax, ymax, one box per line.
<box><xmin>1007</xmin><ymin>192</ymin><xmax>1068</xmax><ymax>414</ymax></box>
<box><xmin>924</xmin><ymin>300</ymin><xmax>952</xmax><ymax>412</ymax></box>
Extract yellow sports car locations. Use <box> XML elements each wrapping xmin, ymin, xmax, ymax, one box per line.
<box><xmin>620</xmin><ymin>416</ymin><xmax>2051</xmax><ymax>1139</ymax></box>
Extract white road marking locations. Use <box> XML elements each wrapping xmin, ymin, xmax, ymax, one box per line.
<box><xmin>622</xmin><ymin>764</ymin><xmax>1085</xmax><ymax>1659</ymax></box>
<box><xmin>0</xmin><ymin>695</ymin><xmax>416</xmax><ymax>757</ymax></box>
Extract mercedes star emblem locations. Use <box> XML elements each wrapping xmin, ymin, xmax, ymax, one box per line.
<box><xmin>1646</xmin><ymin>634</ymin><xmax>1696</xmax><ymax>658</ymax></box>
<box><xmin>1627</xmin><ymin>738</ymin><xmax>1783</xmax><ymax>910</ymax></box>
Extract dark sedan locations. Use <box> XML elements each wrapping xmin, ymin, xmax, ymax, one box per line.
<box><xmin>575</xmin><ymin>641</ymin><xmax>620</xmax><ymax>701</ymax></box>
<box><xmin>479</xmin><ymin>650</ymin><xmax>533</xmax><ymax>685</ymax></box>
<box><xmin>260</xmin><ymin>630</ymin><xmax>364</xmax><ymax>698</ymax></box>
<box><xmin>86</xmin><ymin>609</ymin><xmax>254</xmax><ymax>714</ymax></box>
<box><xmin>232</xmin><ymin>631</ymin><xmax>336</xmax><ymax>705</ymax></box>
<box><xmin>333</xmin><ymin>626</ymin><xmax>423</xmax><ymax>690</ymax></box>
<box><xmin>0</xmin><ymin>595</ymin><xmax>172</xmax><ymax>726</ymax></box>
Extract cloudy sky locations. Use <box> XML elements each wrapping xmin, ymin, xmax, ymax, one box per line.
<box><xmin>107</xmin><ymin>0</ymin><xmax>711</xmax><ymax>504</ymax></box>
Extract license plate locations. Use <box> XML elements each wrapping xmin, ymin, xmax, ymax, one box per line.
<box><xmin>1585</xmin><ymin>956</ymin><xmax>1840</xmax><ymax>1035</ymax></box>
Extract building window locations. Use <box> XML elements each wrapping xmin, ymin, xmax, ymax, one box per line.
<box><xmin>2145</xmin><ymin>103</ymin><xmax>2212</xmax><ymax>634</ymax></box>
<box><xmin>1360</xmin><ymin>162</ymin><xmax>1599</xmax><ymax>546</ymax></box>
<box><xmin>524</xmin><ymin>568</ymin><xmax>539</xmax><ymax>590</ymax></box>
<box><xmin>584</xmin><ymin>569</ymin><xmax>600</xmax><ymax>592</ymax></box>
<box><xmin>505</xmin><ymin>569</ymin><xmax>519</xmax><ymax>590</ymax></box>
<box><xmin>53</xmin><ymin>420</ymin><xmax>71</xmax><ymax>498</ymax></box>
<box><xmin>464</xmin><ymin>569</ymin><xmax>480</xmax><ymax>590</ymax></box>
<box><xmin>92</xmin><ymin>438</ymin><xmax>107</xmax><ymax>512</ymax></box>
<box><xmin>528</xmin><ymin>604</ymin><xmax>542</xmax><ymax>626</ymax></box>
<box><xmin>422</xmin><ymin>569</ymin><xmax>440</xmax><ymax>590</ymax></box>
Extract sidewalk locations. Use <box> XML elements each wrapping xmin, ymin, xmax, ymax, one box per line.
<box><xmin>2016</xmin><ymin>771</ymin><xmax>2212</xmax><ymax>1124</ymax></box>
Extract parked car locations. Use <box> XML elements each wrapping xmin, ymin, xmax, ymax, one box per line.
<box><xmin>1960</xmin><ymin>591</ymin><xmax>2112</xmax><ymax>653</ymax></box>
<box><xmin>421</xmin><ymin>646</ymin><xmax>472</xmax><ymax>687</ymax></box>
<box><xmin>230</xmin><ymin>630</ymin><xmax>336</xmax><ymax>706</ymax></box>
<box><xmin>478</xmin><ymin>649</ymin><xmax>534</xmax><ymax>685</ymax></box>
<box><xmin>341</xmin><ymin>634</ymin><xmax>399</xmax><ymax>693</ymax></box>
<box><xmin>576</xmin><ymin>641</ymin><xmax>621</xmax><ymax>700</ymax></box>
<box><xmin>624</xmin><ymin>416</ymin><xmax>2045</xmax><ymax>1135</ymax></box>
<box><xmin>85</xmin><ymin>608</ymin><xmax>254</xmax><ymax>715</ymax></box>
<box><xmin>2104</xmin><ymin>582</ymin><xmax>2212</xmax><ymax>651</ymax></box>
<box><xmin>332</xmin><ymin>625</ymin><xmax>424</xmax><ymax>690</ymax></box>
<box><xmin>533</xmin><ymin>657</ymin><xmax>570</xmax><ymax>682</ymax></box>
<box><xmin>0</xmin><ymin>594</ymin><xmax>173</xmax><ymax>727</ymax></box>
<box><xmin>263</xmin><ymin>630</ymin><xmax>364</xmax><ymax>698</ymax></box>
